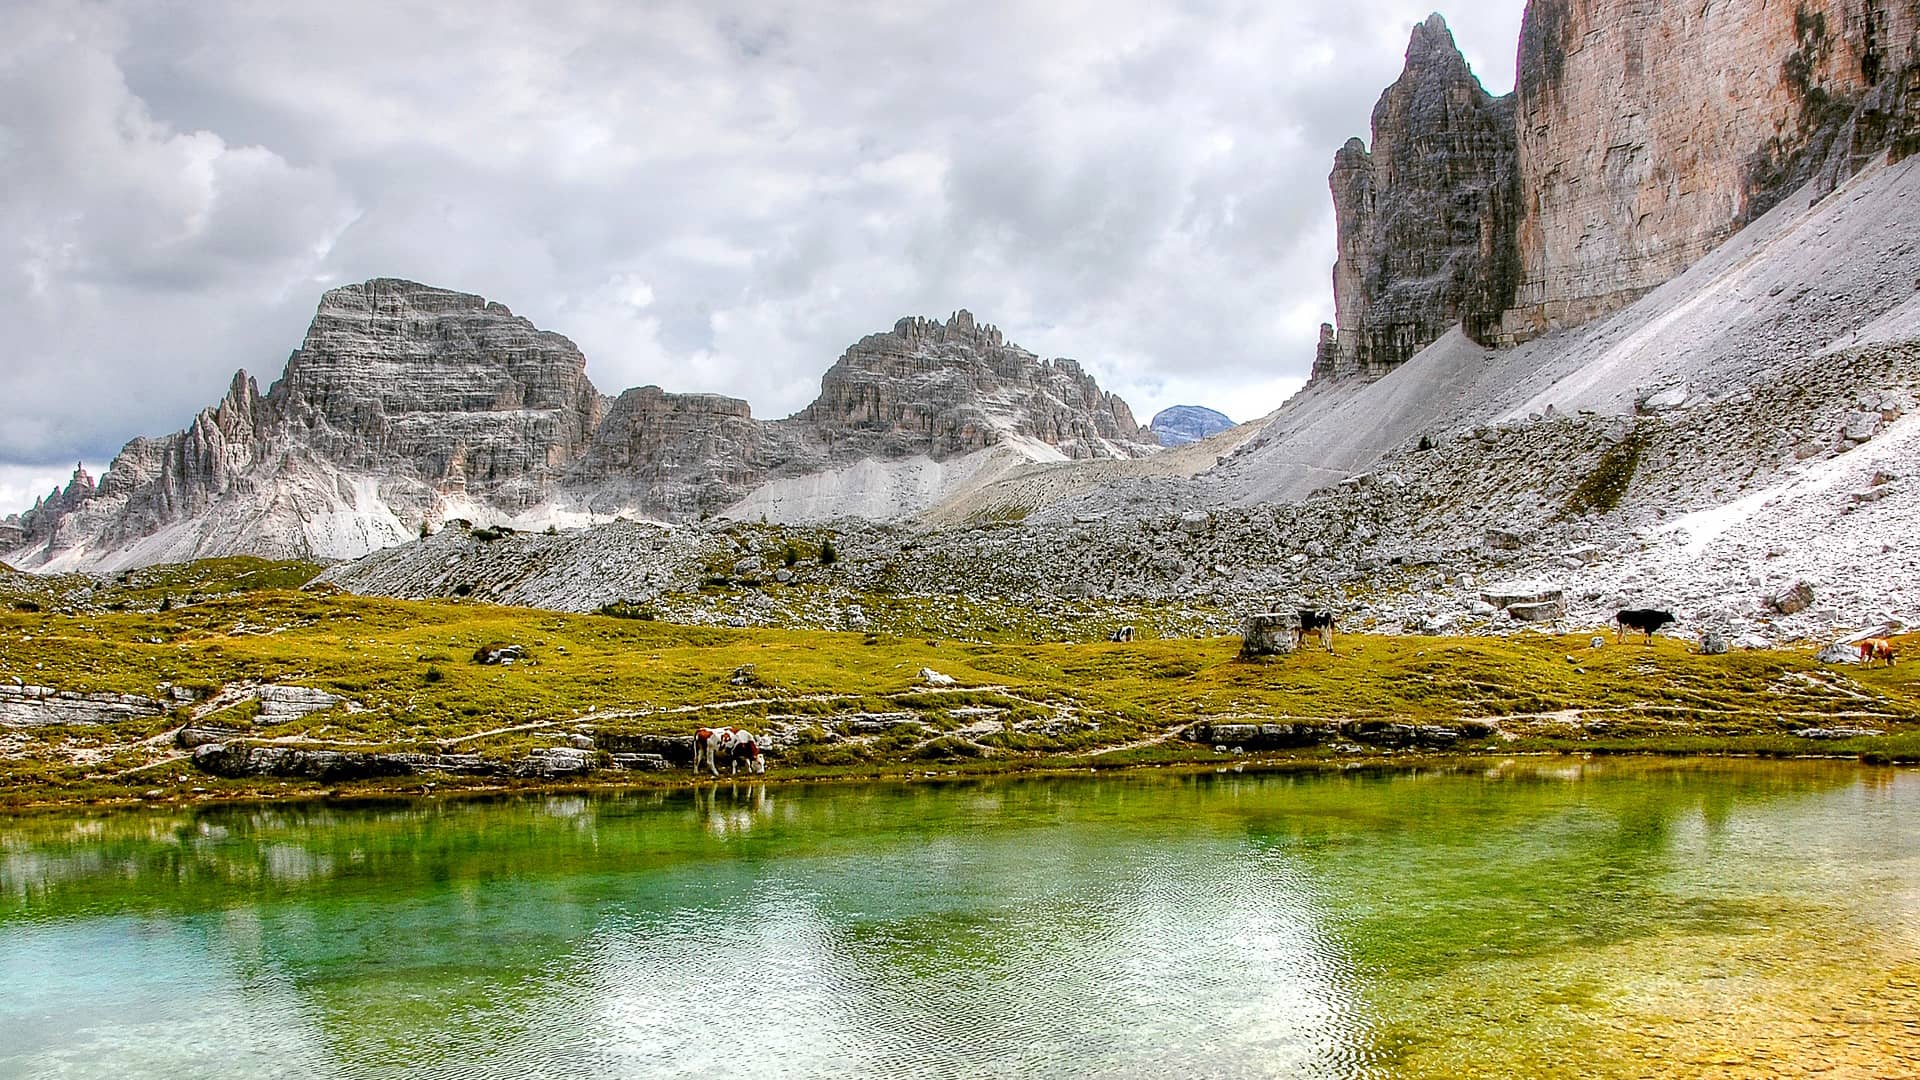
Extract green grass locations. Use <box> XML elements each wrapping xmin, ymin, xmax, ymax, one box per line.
<box><xmin>1</xmin><ymin>571</ymin><xmax>1917</xmax><ymax>808</ymax></box>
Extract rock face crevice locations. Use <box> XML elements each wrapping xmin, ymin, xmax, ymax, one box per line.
<box><xmin>1318</xmin><ymin>1</ymin><xmax>1920</xmax><ymax>378</ymax></box>
<box><xmin>2</xmin><ymin>285</ymin><xmax>1156</xmax><ymax>571</ymax></box>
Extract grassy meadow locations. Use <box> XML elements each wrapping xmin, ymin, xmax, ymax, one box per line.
<box><xmin>2</xmin><ymin>557</ymin><xmax>1917</xmax><ymax>808</ymax></box>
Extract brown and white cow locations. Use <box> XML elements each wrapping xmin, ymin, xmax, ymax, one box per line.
<box><xmin>1858</xmin><ymin>638</ymin><xmax>1899</xmax><ymax>668</ymax></box>
<box><xmin>694</xmin><ymin>726</ymin><xmax>766</xmax><ymax>776</ymax></box>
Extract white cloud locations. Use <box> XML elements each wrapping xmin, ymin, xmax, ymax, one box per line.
<box><xmin>0</xmin><ymin>0</ymin><xmax>1526</xmax><ymax>502</ymax></box>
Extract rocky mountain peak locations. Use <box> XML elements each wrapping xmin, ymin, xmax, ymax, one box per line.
<box><xmin>1316</xmin><ymin>12</ymin><xmax>1518</xmax><ymax>382</ymax></box>
<box><xmin>1150</xmin><ymin>406</ymin><xmax>1236</xmax><ymax>448</ymax></box>
<box><xmin>800</xmin><ymin>311</ymin><xmax>1152</xmax><ymax>462</ymax></box>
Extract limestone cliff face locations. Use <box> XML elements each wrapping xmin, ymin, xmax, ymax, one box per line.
<box><xmin>798</xmin><ymin>311</ymin><xmax>1151</xmax><ymax>460</ymax></box>
<box><xmin>1318</xmin><ymin>1</ymin><xmax>1920</xmax><ymax>377</ymax></box>
<box><xmin>2</xmin><ymin>286</ymin><xmax>1152</xmax><ymax>571</ymax></box>
<box><xmin>1318</xmin><ymin>15</ymin><xmax>1518</xmax><ymax>380</ymax></box>
<box><xmin>570</xmin><ymin>387</ymin><xmax>775</xmax><ymax>518</ymax></box>
<box><xmin>270</xmin><ymin>279</ymin><xmax>605</xmax><ymax>511</ymax></box>
<box><xmin>1501</xmin><ymin>0</ymin><xmax>1920</xmax><ymax>341</ymax></box>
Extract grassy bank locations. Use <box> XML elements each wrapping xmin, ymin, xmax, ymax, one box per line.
<box><xmin>2</xmin><ymin>559</ymin><xmax>1916</xmax><ymax>809</ymax></box>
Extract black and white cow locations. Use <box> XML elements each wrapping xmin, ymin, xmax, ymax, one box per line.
<box><xmin>1294</xmin><ymin>610</ymin><xmax>1335</xmax><ymax>653</ymax></box>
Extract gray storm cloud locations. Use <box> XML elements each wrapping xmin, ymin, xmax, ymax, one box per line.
<box><xmin>0</xmin><ymin>0</ymin><xmax>1524</xmax><ymax>502</ymax></box>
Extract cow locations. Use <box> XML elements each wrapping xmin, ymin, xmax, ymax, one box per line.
<box><xmin>694</xmin><ymin>726</ymin><xmax>767</xmax><ymax>776</ymax></box>
<box><xmin>1858</xmin><ymin>638</ymin><xmax>1899</xmax><ymax>668</ymax></box>
<box><xmin>1294</xmin><ymin>610</ymin><xmax>1335</xmax><ymax>653</ymax></box>
<box><xmin>1615</xmin><ymin>609</ymin><xmax>1676</xmax><ymax>644</ymax></box>
<box><xmin>1108</xmin><ymin>625</ymin><xmax>1135</xmax><ymax>643</ymax></box>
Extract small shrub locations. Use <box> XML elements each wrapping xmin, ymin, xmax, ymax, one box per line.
<box><xmin>423</xmin><ymin>665</ymin><xmax>445</xmax><ymax>683</ymax></box>
<box><xmin>819</xmin><ymin>540</ymin><xmax>838</xmax><ymax>565</ymax></box>
<box><xmin>598</xmin><ymin>601</ymin><xmax>658</xmax><ymax>621</ymax></box>
<box><xmin>784</xmin><ymin>544</ymin><xmax>799</xmax><ymax>568</ymax></box>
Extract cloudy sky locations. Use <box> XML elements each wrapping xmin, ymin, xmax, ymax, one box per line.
<box><xmin>0</xmin><ymin>0</ymin><xmax>1525</xmax><ymax>514</ymax></box>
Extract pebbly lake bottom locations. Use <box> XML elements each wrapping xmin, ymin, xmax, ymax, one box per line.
<box><xmin>1</xmin><ymin>759</ymin><xmax>1917</xmax><ymax>1079</ymax></box>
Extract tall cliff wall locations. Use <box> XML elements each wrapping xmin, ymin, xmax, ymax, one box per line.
<box><xmin>1318</xmin><ymin>0</ymin><xmax>1920</xmax><ymax>378</ymax></box>
<box><xmin>1501</xmin><ymin>0</ymin><xmax>1920</xmax><ymax>342</ymax></box>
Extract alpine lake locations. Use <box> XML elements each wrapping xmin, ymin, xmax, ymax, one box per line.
<box><xmin>2</xmin><ymin>759</ymin><xmax>1916</xmax><ymax>1078</ymax></box>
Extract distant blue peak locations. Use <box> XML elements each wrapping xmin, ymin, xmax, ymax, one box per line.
<box><xmin>1149</xmin><ymin>405</ymin><xmax>1235</xmax><ymax>447</ymax></box>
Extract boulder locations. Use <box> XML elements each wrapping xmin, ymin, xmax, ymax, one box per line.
<box><xmin>1841</xmin><ymin>411</ymin><xmax>1881</xmax><ymax>443</ymax></box>
<box><xmin>1485</xmin><ymin>526</ymin><xmax>1529</xmax><ymax>551</ymax></box>
<box><xmin>512</xmin><ymin>747</ymin><xmax>595</xmax><ymax>779</ymax></box>
<box><xmin>1481</xmin><ymin>580</ymin><xmax>1563</xmax><ymax>609</ymax></box>
<box><xmin>1177</xmin><ymin>511</ymin><xmax>1212</xmax><ymax>536</ymax></box>
<box><xmin>1507</xmin><ymin>600</ymin><xmax>1564</xmax><ymax>623</ymax></box>
<box><xmin>473</xmin><ymin>642</ymin><xmax>527</xmax><ymax>665</ymax></box>
<box><xmin>595</xmin><ymin>732</ymin><xmax>698</xmax><ymax>765</ymax></box>
<box><xmin>1239</xmin><ymin>612</ymin><xmax>1300</xmax><ymax>658</ymax></box>
<box><xmin>254</xmin><ymin>684</ymin><xmax>344</xmax><ymax>720</ymax></box>
<box><xmin>919</xmin><ymin>668</ymin><xmax>957</xmax><ymax>687</ymax></box>
<box><xmin>1698</xmin><ymin>632</ymin><xmax>1728</xmax><ymax>656</ymax></box>
<box><xmin>1767</xmin><ymin>582</ymin><xmax>1814</xmax><ymax>615</ymax></box>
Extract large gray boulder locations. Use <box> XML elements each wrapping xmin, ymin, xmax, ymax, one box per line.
<box><xmin>1240</xmin><ymin>612</ymin><xmax>1301</xmax><ymax>658</ymax></box>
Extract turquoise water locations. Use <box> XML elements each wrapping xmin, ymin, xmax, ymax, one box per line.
<box><xmin>2</xmin><ymin>761</ymin><xmax>1917</xmax><ymax>1078</ymax></box>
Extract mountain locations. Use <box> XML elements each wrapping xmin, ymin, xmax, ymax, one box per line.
<box><xmin>0</xmin><ymin>283</ymin><xmax>1156</xmax><ymax>572</ymax></box>
<box><xmin>1149</xmin><ymin>407</ymin><xmax>1236</xmax><ymax>447</ymax></box>
<box><xmin>1318</xmin><ymin>3</ymin><xmax>1918</xmax><ymax>380</ymax></box>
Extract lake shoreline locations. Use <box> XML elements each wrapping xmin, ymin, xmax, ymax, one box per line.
<box><xmin>5</xmin><ymin>744</ymin><xmax>1915</xmax><ymax>816</ymax></box>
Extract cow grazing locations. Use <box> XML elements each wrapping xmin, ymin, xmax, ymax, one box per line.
<box><xmin>1859</xmin><ymin>638</ymin><xmax>1899</xmax><ymax>668</ymax></box>
<box><xmin>1108</xmin><ymin>625</ymin><xmax>1135</xmax><ymax>643</ymax></box>
<box><xmin>1615</xmin><ymin>609</ymin><xmax>1676</xmax><ymax>644</ymax></box>
<box><xmin>1294</xmin><ymin>610</ymin><xmax>1335</xmax><ymax>653</ymax></box>
<box><xmin>693</xmin><ymin>726</ymin><xmax>767</xmax><ymax>776</ymax></box>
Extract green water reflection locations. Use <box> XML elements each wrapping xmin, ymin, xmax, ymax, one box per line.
<box><xmin>2</xmin><ymin>760</ymin><xmax>1916</xmax><ymax>1078</ymax></box>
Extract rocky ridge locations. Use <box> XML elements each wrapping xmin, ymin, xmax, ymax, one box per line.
<box><xmin>3</xmin><ymin>287</ymin><xmax>1156</xmax><ymax>572</ymax></box>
